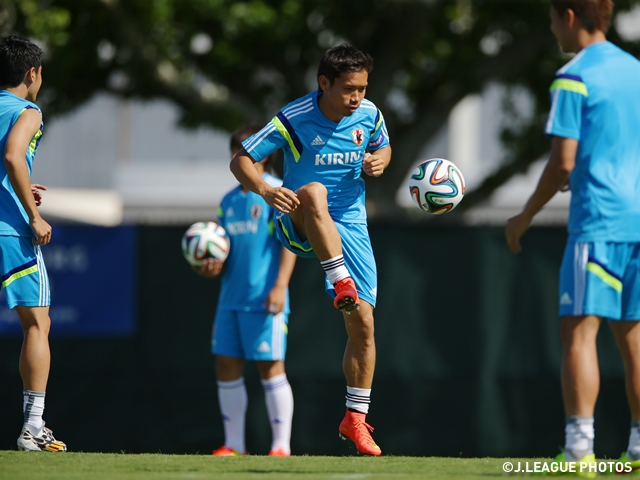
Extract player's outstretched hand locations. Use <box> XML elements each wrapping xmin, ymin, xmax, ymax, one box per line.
<box><xmin>363</xmin><ymin>153</ymin><xmax>385</xmax><ymax>177</ymax></box>
<box><xmin>263</xmin><ymin>187</ymin><xmax>300</xmax><ymax>214</ymax></box>
<box><xmin>31</xmin><ymin>183</ymin><xmax>47</xmax><ymax>207</ymax></box>
<box><xmin>30</xmin><ymin>216</ymin><xmax>52</xmax><ymax>246</ymax></box>
<box><xmin>192</xmin><ymin>258</ymin><xmax>224</xmax><ymax>278</ymax></box>
<box><xmin>505</xmin><ymin>213</ymin><xmax>532</xmax><ymax>254</ymax></box>
<box><xmin>264</xmin><ymin>285</ymin><xmax>286</xmax><ymax>314</ymax></box>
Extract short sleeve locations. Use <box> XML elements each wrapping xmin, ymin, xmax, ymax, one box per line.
<box><xmin>544</xmin><ymin>74</ymin><xmax>587</xmax><ymax>140</ymax></box>
<box><xmin>242</xmin><ymin>120</ymin><xmax>287</xmax><ymax>162</ymax></box>
<box><xmin>367</xmin><ymin>108</ymin><xmax>390</xmax><ymax>150</ymax></box>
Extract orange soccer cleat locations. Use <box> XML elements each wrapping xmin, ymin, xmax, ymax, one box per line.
<box><xmin>338</xmin><ymin>409</ymin><xmax>381</xmax><ymax>456</ymax></box>
<box><xmin>268</xmin><ymin>448</ymin><xmax>290</xmax><ymax>456</ymax></box>
<box><xmin>333</xmin><ymin>277</ymin><xmax>360</xmax><ymax>314</ymax></box>
<box><xmin>212</xmin><ymin>446</ymin><xmax>245</xmax><ymax>456</ymax></box>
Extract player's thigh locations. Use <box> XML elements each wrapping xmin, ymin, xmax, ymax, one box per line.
<box><xmin>0</xmin><ymin>236</ymin><xmax>50</xmax><ymax>309</ymax></box>
<box><xmin>237</xmin><ymin>311</ymin><xmax>288</xmax><ymax>361</ymax></box>
<box><xmin>559</xmin><ymin>240</ymin><xmax>625</xmax><ymax>320</ymax></box>
<box><xmin>275</xmin><ymin>212</ymin><xmax>315</xmax><ymax>258</ymax></box>
<box><xmin>324</xmin><ymin>222</ymin><xmax>377</xmax><ymax>307</ymax></box>
<box><xmin>212</xmin><ymin>310</ymin><xmax>244</xmax><ymax>358</ymax></box>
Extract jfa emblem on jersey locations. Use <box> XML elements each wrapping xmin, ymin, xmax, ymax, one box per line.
<box><xmin>250</xmin><ymin>205</ymin><xmax>262</xmax><ymax>219</ymax></box>
<box><xmin>351</xmin><ymin>128</ymin><xmax>364</xmax><ymax>146</ymax></box>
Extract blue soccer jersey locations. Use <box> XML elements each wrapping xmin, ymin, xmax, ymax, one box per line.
<box><xmin>216</xmin><ymin>172</ymin><xmax>289</xmax><ymax>313</ymax></box>
<box><xmin>545</xmin><ymin>41</ymin><xmax>640</xmax><ymax>242</ymax></box>
<box><xmin>0</xmin><ymin>91</ymin><xmax>44</xmax><ymax>237</ymax></box>
<box><xmin>242</xmin><ymin>90</ymin><xmax>389</xmax><ymax>224</ymax></box>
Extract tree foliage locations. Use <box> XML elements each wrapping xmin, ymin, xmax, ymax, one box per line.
<box><xmin>2</xmin><ymin>0</ymin><xmax>639</xmax><ymax>217</ymax></box>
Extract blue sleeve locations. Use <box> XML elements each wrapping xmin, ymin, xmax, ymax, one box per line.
<box><xmin>544</xmin><ymin>74</ymin><xmax>587</xmax><ymax>140</ymax></box>
<box><xmin>242</xmin><ymin>121</ymin><xmax>287</xmax><ymax>162</ymax></box>
<box><xmin>367</xmin><ymin>108</ymin><xmax>390</xmax><ymax>151</ymax></box>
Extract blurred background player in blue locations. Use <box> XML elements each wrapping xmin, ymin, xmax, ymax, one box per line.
<box><xmin>230</xmin><ymin>44</ymin><xmax>391</xmax><ymax>456</ymax></box>
<box><xmin>0</xmin><ymin>36</ymin><xmax>66</xmax><ymax>452</ymax></box>
<box><xmin>193</xmin><ymin>125</ymin><xmax>297</xmax><ymax>456</ymax></box>
<box><xmin>505</xmin><ymin>0</ymin><xmax>640</xmax><ymax>471</ymax></box>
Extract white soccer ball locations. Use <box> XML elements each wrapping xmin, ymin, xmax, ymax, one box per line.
<box><xmin>181</xmin><ymin>221</ymin><xmax>230</xmax><ymax>266</ymax></box>
<box><xmin>408</xmin><ymin>158</ymin><xmax>466</xmax><ymax>214</ymax></box>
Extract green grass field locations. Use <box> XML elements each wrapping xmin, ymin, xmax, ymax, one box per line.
<box><xmin>0</xmin><ymin>452</ymin><xmax>548</xmax><ymax>479</ymax></box>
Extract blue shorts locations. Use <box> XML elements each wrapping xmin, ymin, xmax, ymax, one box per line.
<box><xmin>212</xmin><ymin>309</ymin><xmax>288</xmax><ymax>361</ymax></box>
<box><xmin>275</xmin><ymin>213</ymin><xmax>377</xmax><ymax>307</ymax></box>
<box><xmin>0</xmin><ymin>235</ymin><xmax>50</xmax><ymax>309</ymax></box>
<box><xmin>559</xmin><ymin>240</ymin><xmax>640</xmax><ymax>320</ymax></box>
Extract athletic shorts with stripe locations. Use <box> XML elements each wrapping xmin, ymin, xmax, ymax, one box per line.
<box><xmin>275</xmin><ymin>212</ymin><xmax>378</xmax><ymax>307</ymax></box>
<box><xmin>212</xmin><ymin>309</ymin><xmax>289</xmax><ymax>361</ymax></box>
<box><xmin>559</xmin><ymin>240</ymin><xmax>640</xmax><ymax>320</ymax></box>
<box><xmin>0</xmin><ymin>235</ymin><xmax>50</xmax><ymax>309</ymax></box>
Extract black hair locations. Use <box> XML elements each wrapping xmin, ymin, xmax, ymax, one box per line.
<box><xmin>0</xmin><ymin>36</ymin><xmax>44</xmax><ymax>87</ymax></box>
<box><xmin>316</xmin><ymin>43</ymin><xmax>374</xmax><ymax>90</ymax></box>
<box><xmin>230</xmin><ymin>124</ymin><xmax>278</xmax><ymax>173</ymax></box>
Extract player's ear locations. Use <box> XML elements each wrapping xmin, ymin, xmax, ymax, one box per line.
<box><xmin>318</xmin><ymin>75</ymin><xmax>331</xmax><ymax>93</ymax></box>
<box><xmin>24</xmin><ymin>67</ymin><xmax>37</xmax><ymax>85</ymax></box>
<box><xmin>565</xmin><ymin>8</ymin><xmax>577</xmax><ymax>28</ymax></box>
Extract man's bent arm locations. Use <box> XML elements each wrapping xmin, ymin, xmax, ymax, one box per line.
<box><xmin>274</xmin><ymin>248</ymin><xmax>297</xmax><ymax>289</ymax></box>
<box><xmin>374</xmin><ymin>145</ymin><xmax>392</xmax><ymax>170</ymax></box>
<box><xmin>230</xmin><ymin>147</ymin><xmax>299</xmax><ymax>214</ymax></box>
<box><xmin>5</xmin><ymin>110</ymin><xmax>43</xmax><ymax>222</ymax></box>
<box><xmin>230</xmin><ymin>148</ymin><xmax>272</xmax><ymax>196</ymax></box>
<box><xmin>521</xmin><ymin>136</ymin><xmax>576</xmax><ymax>219</ymax></box>
<box><xmin>505</xmin><ymin>136</ymin><xmax>576</xmax><ymax>253</ymax></box>
<box><xmin>363</xmin><ymin>145</ymin><xmax>392</xmax><ymax>177</ymax></box>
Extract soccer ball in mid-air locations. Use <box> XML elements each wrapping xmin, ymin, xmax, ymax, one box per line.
<box><xmin>181</xmin><ymin>221</ymin><xmax>230</xmax><ymax>266</ymax></box>
<box><xmin>409</xmin><ymin>158</ymin><xmax>466</xmax><ymax>214</ymax></box>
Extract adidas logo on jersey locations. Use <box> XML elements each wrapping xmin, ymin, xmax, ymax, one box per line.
<box><xmin>257</xmin><ymin>341</ymin><xmax>271</xmax><ymax>353</ymax></box>
<box><xmin>311</xmin><ymin>135</ymin><xmax>325</xmax><ymax>146</ymax></box>
<box><xmin>560</xmin><ymin>292</ymin><xmax>573</xmax><ymax>305</ymax></box>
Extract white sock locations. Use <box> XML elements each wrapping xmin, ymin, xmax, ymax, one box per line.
<box><xmin>627</xmin><ymin>421</ymin><xmax>640</xmax><ymax>460</ymax></box>
<box><xmin>262</xmin><ymin>373</ymin><xmax>293</xmax><ymax>454</ymax></box>
<box><xmin>217</xmin><ymin>378</ymin><xmax>247</xmax><ymax>453</ymax></box>
<box><xmin>320</xmin><ymin>255</ymin><xmax>350</xmax><ymax>285</ymax></box>
<box><xmin>345</xmin><ymin>386</ymin><xmax>371</xmax><ymax>414</ymax></box>
<box><xmin>23</xmin><ymin>390</ymin><xmax>45</xmax><ymax>435</ymax></box>
<box><xmin>565</xmin><ymin>416</ymin><xmax>594</xmax><ymax>458</ymax></box>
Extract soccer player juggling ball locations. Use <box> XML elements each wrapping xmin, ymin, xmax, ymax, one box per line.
<box><xmin>0</xmin><ymin>36</ymin><xmax>66</xmax><ymax>452</ymax></box>
<box><xmin>505</xmin><ymin>0</ymin><xmax>640</xmax><ymax>472</ymax></box>
<box><xmin>194</xmin><ymin>126</ymin><xmax>297</xmax><ymax>456</ymax></box>
<box><xmin>230</xmin><ymin>44</ymin><xmax>391</xmax><ymax>456</ymax></box>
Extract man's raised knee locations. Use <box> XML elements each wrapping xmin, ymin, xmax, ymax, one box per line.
<box><xmin>297</xmin><ymin>182</ymin><xmax>328</xmax><ymax>207</ymax></box>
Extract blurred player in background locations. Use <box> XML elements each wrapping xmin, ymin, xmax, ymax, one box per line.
<box><xmin>505</xmin><ymin>0</ymin><xmax>640</xmax><ymax>472</ymax></box>
<box><xmin>0</xmin><ymin>36</ymin><xmax>66</xmax><ymax>452</ymax></box>
<box><xmin>230</xmin><ymin>44</ymin><xmax>391</xmax><ymax>456</ymax></box>
<box><xmin>193</xmin><ymin>125</ymin><xmax>297</xmax><ymax>456</ymax></box>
